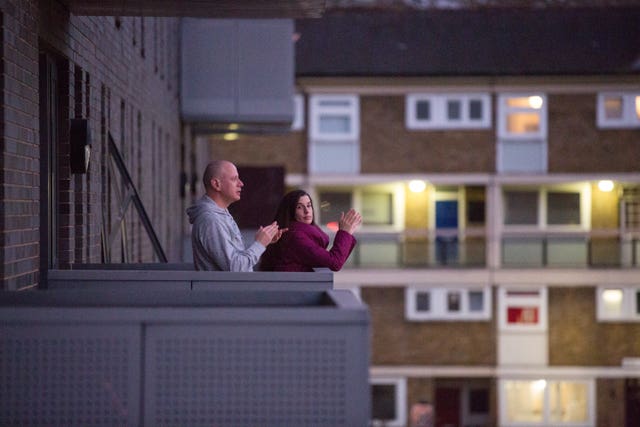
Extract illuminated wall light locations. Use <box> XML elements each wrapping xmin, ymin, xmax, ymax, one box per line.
<box><xmin>528</xmin><ymin>96</ymin><xmax>543</xmax><ymax>109</ymax></box>
<box><xmin>602</xmin><ymin>289</ymin><xmax>623</xmax><ymax>304</ymax></box>
<box><xmin>532</xmin><ymin>379</ymin><xmax>547</xmax><ymax>392</ymax></box>
<box><xmin>598</xmin><ymin>180</ymin><xmax>614</xmax><ymax>192</ymax></box>
<box><xmin>409</xmin><ymin>180</ymin><xmax>426</xmax><ymax>193</ymax></box>
<box><xmin>223</xmin><ymin>133</ymin><xmax>239</xmax><ymax>141</ymax></box>
<box><xmin>228</xmin><ymin>123</ymin><xmax>239</xmax><ymax>130</ymax></box>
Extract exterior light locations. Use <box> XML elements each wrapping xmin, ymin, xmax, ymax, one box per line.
<box><xmin>409</xmin><ymin>180</ymin><xmax>426</xmax><ymax>193</ymax></box>
<box><xmin>598</xmin><ymin>180</ymin><xmax>614</xmax><ymax>192</ymax></box>
<box><xmin>603</xmin><ymin>289</ymin><xmax>623</xmax><ymax>304</ymax></box>
<box><xmin>223</xmin><ymin>133</ymin><xmax>239</xmax><ymax>141</ymax></box>
<box><xmin>228</xmin><ymin>123</ymin><xmax>239</xmax><ymax>130</ymax></box>
<box><xmin>528</xmin><ymin>96</ymin><xmax>543</xmax><ymax>109</ymax></box>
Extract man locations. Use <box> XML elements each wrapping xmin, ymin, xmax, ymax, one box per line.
<box><xmin>187</xmin><ymin>160</ymin><xmax>281</xmax><ymax>271</ymax></box>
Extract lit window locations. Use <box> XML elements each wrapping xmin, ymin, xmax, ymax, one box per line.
<box><xmin>499</xmin><ymin>288</ymin><xmax>547</xmax><ymax>331</ymax></box>
<box><xmin>371</xmin><ymin>378</ymin><xmax>407</xmax><ymax>427</ymax></box>
<box><xmin>597</xmin><ymin>92</ymin><xmax>640</xmax><ymax>128</ymax></box>
<box><xmin>498</xmin><ymin>94</ymin><xmax>547</xmax><ymax>139</ymax></box>
<box><xmin>406</xmin><ymin>287</ymin><xmax>492</xmax><ymax>321</ymax></box>
<box><xmin>362</xmin><ymin>192</ymin><xmax>393</xmax><ymax>225</ymax></box>
<box><xmin>406</xmin><ymin>93</ymin><xmax>491</xmax><ymax>129</ymax></box>
<box><xmin>597</xmin><ymin>286</ymin><xmax>640</xmax><ymax>321</ymax></box>
<box><xmin>500</xmin><ymin>379</ymin><xmax>594</xmax><ymax>426</ymax></box>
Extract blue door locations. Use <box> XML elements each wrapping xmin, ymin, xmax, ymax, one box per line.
<box><xmin>435</xmin><ymin>200</ymin><xmax>458</xmax><ymax>265</ymax></box>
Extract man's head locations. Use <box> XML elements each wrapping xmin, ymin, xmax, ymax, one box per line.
<box><xmin>203</xmin><ymin>160</ymin><xmax>243</xmax><ymax>208</ymax></box>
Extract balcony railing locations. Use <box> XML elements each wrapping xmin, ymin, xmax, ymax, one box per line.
<box><xmin>501</xmin><ymin>231</ymin><xmax>640</xmax><ymax>268</ymax></box>
<box><xmin>342</xmin><ymin>230</ymin><xmax>639</xmax><ymax>269</ymax></box>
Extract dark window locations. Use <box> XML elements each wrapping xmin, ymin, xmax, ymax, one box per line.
<box><xmin>416</xmin><ymin>100</ymin><xmax>430</xmax><ymax>120</ymax></box>
<box><xmin>469</xmin><ymin>99</ymin><xmax>483</xmax><ymax>120</ymax></box>
<box><xmin>372</xmin><ymin>384</ymin><xmax>396</xmax><ymax>420</ymax></box>
<box><xmin>469</xmin><ymin>388</ymin><xmax>489</xmax><ymax>414</ymax></box>
<box><xmin>467</xmin><ymin>200</ymin><xmax>485</xmax><ymax>225</ymax></box>
<box><xmin>547</xmin><ymin>192</ymin><xmax>580</xmax><ymax>225</ymax></box>
<box><xmin>447</xmin><ymin>100</ymin><xmax>461</xmax><ymax>120</ymax></box>
<box><xmin>416</xmin><ymin>292</ymin><xmax>430</xmax><ymax>312</ymax></box>
<box><xmin>318</xmin><ymin>192</ymin><xmax>352</xmax><ymax>226</ymax></box>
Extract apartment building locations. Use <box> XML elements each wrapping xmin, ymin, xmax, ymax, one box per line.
<box><xmin>205</xmin><ymin>7</ymin><xmax>640</xmax><ymax>427</ymax></box>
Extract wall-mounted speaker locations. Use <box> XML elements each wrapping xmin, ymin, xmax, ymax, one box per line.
<box><xmin>69</xmin><ymin>118</ymin><xmax>92</xmax><ymax>174</ymax></box>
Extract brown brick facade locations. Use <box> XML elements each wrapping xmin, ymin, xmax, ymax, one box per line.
<box><xmin>1</xmin><ymin>1</ymin><xmax>184</xmax><ymax>289</ymax></box>
<box><xmin>362</xmin><ymin>286</ymin><xmax>496</xmax><ymax>365</ymax></box>
<box><xmin>549</xmin><ymin>287</ymin><xmax>640</xmax><ymax>366</ymax></box>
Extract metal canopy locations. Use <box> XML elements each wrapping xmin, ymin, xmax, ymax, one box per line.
<box><xmin>62</xmin><ymin>0</ymin><xmax>327</xmax><ymax>18</ymax></box>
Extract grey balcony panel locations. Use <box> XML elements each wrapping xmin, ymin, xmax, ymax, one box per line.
<box><xmin>0</xmin><ymin>289</ymin><xmax>370</xmax><ymax>427</ymax></box>
<box><xmin>46</xmin><ymin>269</ymin><xmax>334</xmax><ymax>291</ymax></box>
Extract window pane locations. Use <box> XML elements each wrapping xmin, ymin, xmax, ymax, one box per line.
<box><xmin>318</xmin><ymin>192</ymin><xmax>351</xmax><ymax>226</ymax></box>
<box><xmin>506</xmin><ymin>112</ymin><xmax>540</xmax><ymax>134</ymax></box>
<box><xmin>447</xmin><ymin>100</ymin><xmax>461</xmax><ymax>120</ymax></box>
<box><xmin>602</xmin><ymin>289</ymin><xmax>624</xmax><ymax>317</ymax></box>
<box><xmin>504</xmin><ymin>191</ymin><xmax>538</xmax><ymax>225</ymax></box>
<box><xmin>416</xmin><ymin>101</ymin><xmax>430</xmax><ymax>120</ymax></box>
<box><xmin>547</xmin><ymin>192</ymin><xmax>581</xmax><ymax>225</ymax></box>
<box><xmin>319</xmin><ymin>99</ymin><xmax>351</xmax><ymax>107</ymax></box>
<box><xmin>504</xmin><ymin>380</ymin><xmax>545</xmax><ymax>422</ymax></box>
<box><xmin>549</xmin><ymin>382</ymin><xmax>589</xmax><ymax>422</ymax></box>
<box><xmin>371</xmin><ymin>384</ymin><xmax>396</xmax><ymax>420</ymax></box>
<box><xmin>636</xmin><ymin>290</ymin><xmax>640</xmax><ymax>315</ymax></box>
<box><xmin>467</xmin><ymin>200</ymin><xmax>485</xmax><ymax>225</ymax></box>
<box><xmin>507</xmin><ymin>306</ymin><xmax>539</xmax><ymax>324</ymax></box>
<box><xmin>604</xmin><ymin>96</ymin><xmax>623</xmax><ymax>119</ymax></box>
<box><xmin>506</xmin><ymin>96</ymin><xmax>533</xmax><ymax>108</ymax></box>
<box><xmin>362</xmin><ymin>192</ymin><xmax>393</xmax><ymax>225</ymax></box>
<box><xmin>469</xmin><ymin>291</ymin><xmax>484</xmax><ymax>312</ymax></box>
<box><xmin>416</xmin><ymin>292</ymin><xmax>430</xmax><ymax>312</ymax></box>
<box><xmin>319</xmin><ymin>115</ymin><xmax>350</xmax><ymax>133</ymax></box>
<box><xmin>447</xmin><ymin>292</ymin><xmax>461</xmax><ymax>312</ymax></box>
<box><xmin>469</xmin><ymin>99</ymin><xmax>483</xmax><ymax>120</ymax></box>
<box><xmin>469</xmin><ymin>388</ymin><xmax>489</xmax><ymax>414</ymax></box>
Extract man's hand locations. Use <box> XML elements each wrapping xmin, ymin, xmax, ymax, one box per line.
<box><xmin>255</xmin><ymin>221</ymin><xmax>280</xmax><ymax>247</ymax></box>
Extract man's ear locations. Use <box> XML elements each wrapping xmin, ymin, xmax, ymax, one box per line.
<box><xmin>210</xmin><ymin>178</ymin><xmax>220</xmax><ymax>191</ymax></box>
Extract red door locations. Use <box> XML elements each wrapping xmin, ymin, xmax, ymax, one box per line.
<box><xmin>435</xmin><ymin>387</ymin><xmax>460</xmax><ymax>427</ymax></box>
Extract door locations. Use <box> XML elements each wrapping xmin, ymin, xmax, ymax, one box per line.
<box><xmin>435</xmin><ymin>386</ymin><xmax>460</xmax><ymax>427</ymax></box>
<box><xmin>38</xmin><ymin>50</ymin><xmax>62</xmax><ymax>284</ymax></box>
<box><xmin>435</xmin><ymin>200</ymin><xmax>459</xmax><ymax>265</ymax></box>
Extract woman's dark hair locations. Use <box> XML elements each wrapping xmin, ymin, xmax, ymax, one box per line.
<box><xmin>273</xmin><ymin>190</ymin><xmax>315</xmax><ymax>229</ymax></box>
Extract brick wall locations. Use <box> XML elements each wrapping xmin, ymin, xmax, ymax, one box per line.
<box><xmin>1</xmin><ymin>1</ymin><xmax>185</xmax><ymax>289</ymax></box>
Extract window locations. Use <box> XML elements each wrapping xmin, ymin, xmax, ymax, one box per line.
<box><xmin>308</xmin><ymin>94</ymin><xmax>360</xmax><ymax>173</ymax></box>
<box><xmin>291</xmin><ymin>94</ymin><xmax>304</xmax><ymax>130</ymax></box>
<box><xmin>597</xmin><ymin>93</ymin><xmax>640</xmax><ymax>128</ymax></box>
<box><xmin>497</xmin><ymin>94</ymin><xmax>547</xmax><ymax>139</ymax></box>
<box><xmin>597</xmin><ymin>286</ymin><xmax>640</xmax><ymax>321</ymax></box>
<box><xmin>371</xmin><ymin>378</ymin><xmax>407</xmax><ymax>427</ymax></box>
<box><xmin>406</xmin><ymin>93</ymin><xmax>491</xmax><ymax>129</ymax></box>
<box><xmin>406</xmin><ymin>286</ymin><xmax>492</xmax><ymax>320</ymax></box>
<box><xmin>500</xmin><ymin>379</ymin><xmax>594</xmax><ymax>426</ymax></box>
<box><xmin>317</xmin><ymin>186</ymin><xmax>401</xmax><ymax>230</ymax></box>
<box><xmin>309</xmin><ymin>94</ymin><xmax>359</xmax><ymax>140</ymax></box>
<box><xmin>499</xmin><ymin>287</ymin><xmax>547</xmax><ymax>331</ymax></box>
<box><xmin>502</xmin><ymin>186</ymin><xmax>587</xmax><ymax>229</ymax></box>
<box><xmin>362</xmin><ymin>192</ymin><xmax>393</xmax><ymax>225</ymax></box>
<box><xmin>318</xmin><ymin>191</ymin><xmax>352</xmax><ymax>228</ymax></box>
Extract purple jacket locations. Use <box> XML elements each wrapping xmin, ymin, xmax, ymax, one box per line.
<box><xmin>259</xmin><ymin>221</ymin><xmax>356</xmax><ymax>272</ymax></box>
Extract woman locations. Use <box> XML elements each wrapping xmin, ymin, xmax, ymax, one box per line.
<box><xmin>259</xmin><ymin>190</ymin><xmax>362</xmax><ymax>272</ymax></box>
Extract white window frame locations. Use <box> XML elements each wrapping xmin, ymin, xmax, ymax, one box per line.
<box><xmin>501</xmin><ymin>184</ymin><xmax>590</xmax><ymax>231</ymax></box>
<box><xmin>497</xmin><ymin>93</ymin><xmax>548</xmax><ymax>140</ymax></box>
<box><xmin>309</xmin><ymin>94</ymin><xmax>360</xmax><ymax>141</ymax></box>
<box><xmin>291</xmin><ymin>93</ymin><xmax>304</xmax><ymax>130</ymax></box>
<box><xmin>370</xmin><ymin>377</ymin><xmax>407</xmax><ymax>427</ymax></box>
<box><xmin>406</xmin><ymin>93</ymin><xmax>492</xmax><ymax>129</ymax></box>
<box><xmin>596</xmin><ymin>285</ymin><xmax>640</xmax><ymax>321</ymax></box>
<box><xmin>499</xmin><ymin>378</ymin><xmax>596</xmax><ymax>427</ymax></box>
<box><xmin>597</xmin><ymin>92</ymin><xmax>640</xmax><ymax>128</ymax></box>
<box><xmin>405</xmin><ymin>286</ymin><xmax>492</xmax><ymax>321</ymax></box>
<box><xmin>498</xmin><ymin>287</ymin><xmax>548</xmax><ymax>332</ymax></box>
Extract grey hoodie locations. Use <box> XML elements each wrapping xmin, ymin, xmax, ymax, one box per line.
<box><xmin>186</xmin><ymin>195</ymin><xmax>265</xmax><ymax>271</ymax></box>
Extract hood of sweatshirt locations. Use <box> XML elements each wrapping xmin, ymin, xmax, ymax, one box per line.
<box><xmin>186</xmin><ymin>195</ymin><xmax>225</xmax><ymax>225</ymax></box>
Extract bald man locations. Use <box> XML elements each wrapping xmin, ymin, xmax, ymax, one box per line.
<box><xmin>186</xmin><ymin>160</ymin><xmax>282</xmax><ymax>271</ymax></box>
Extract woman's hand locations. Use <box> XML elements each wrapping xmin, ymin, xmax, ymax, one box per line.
<box><xmin>338</xmin><ymin>209</ymin><xmax>362</xmax><ymax>235</ymax></box>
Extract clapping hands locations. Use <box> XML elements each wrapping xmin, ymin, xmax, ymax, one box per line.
<box><xmin>338</xmin><ymin>209</ymin><xmax>362</xmax><ymax>235</ymax></box>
